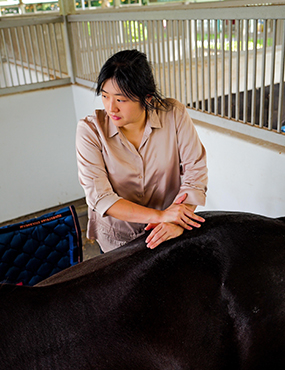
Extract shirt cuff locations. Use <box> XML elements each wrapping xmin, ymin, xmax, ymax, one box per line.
<box><xmin>174</xmin><ymin>188</ymin><xmax>206</xmax><ymax>207</ymax></box>
<box><xmin>94</xmin><ymin>193</ymin><xmax>123</xmax><ymax>217</ymax></box>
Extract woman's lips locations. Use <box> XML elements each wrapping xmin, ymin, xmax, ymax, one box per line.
<box><xmin>110</xmin><ymin>114</ymin><xmax>121</xmax><ymax>121</ymax></box>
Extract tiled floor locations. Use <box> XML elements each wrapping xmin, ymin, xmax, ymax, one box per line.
<box><xmin>0</xmin><ymin>198</ymin><xmax>101</xmax><ymax>261</ymax></box>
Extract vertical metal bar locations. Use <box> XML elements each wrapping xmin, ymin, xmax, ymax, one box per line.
<box><xmin>214</xmin><ymin>19</ymin><xmax>218</xmax><ymax>115</ymax></box>
<box><xmin>221</xmin><ymin>20</ymin><xmax>225</xmax><ymax>117</ymax></box>
<box><xmin>243</xmin><ymin>19</ymin><xmax>249</xmax><ymax>123</ymax></box>
<box><xmin>259</xmin><ymin>19</ymin><xmax>267</xmax><ymax>128</ymax></box>
<box><xmin>126</xmin><ymin>20</ymin><xmax>131</xmax><ymax>49</ymax></box>
<box><xmin>96</xmin><ymin>21</ymin><xmax>102</xmax><ymax>76</ymax></box>
<box><xmin>177</xmin><ymin>20</ymin><xmax>182</xmax><ymax>102</ymax></box>
<box><xmin>14</xmin><ymin>27</ymin><xmax>26</xmax><ymax>85</ymax></box>
<box><xmin>228</xmin><ymin>20</ymin><xmax>232</xmax><ymax>118</ymax></box>
<box><xmin>74</xmin><ymin>22</ymin><xmax>82</xmax><ymax>79</ymax></box>
<box><xmin>235</xmin><ymin>20</ymin><xmax>240</xmax><ymax>121</ymax></box>
<box><xmin>133</xmin><ymin>20</ymin><xmax>136</xmax><ymax>49</ymax></box>
<box><xmin>92</xmin><ymin>21</ymin><xmax>99</xmax><ymax>72</ymax></box>
<box><xmin>154</xmin><ymin>21</ymin><xmax>159</xmax><ymax>91</ymax></box>
<box><xmin>113</xmin><ymin>21</ymin><xmax>119</xmax><ymax>52</ymax></box>
<box><xmin>70</xmin><ymin>22</ymin><xmax>79</xmax><ymax>80</ymax></box>
<box><xmin>134</xmin><ymin>20</ymin><xmax>139</xmax><ymax>50</ymax></box>
<box><xmin>201</xmin><ymin>20</ymin><xmax>205</xmax><ymax>111</ymax></box>
<box><xmin>40</xmin><ymin>24</ymin><xmax>50</xmax><ymax>81</ymax></box>
<box><xmin>172</xmin><ymin>20</ymin><xmax>176</xmax><ymax>99</ymax></box>
<box><xmin>188</xmin><ymin>19</ymin><xmax>193</xmax><ymax>108</ymax></box>
<box><xmin>142</xmin><ymin>20</ymin><xmax>147</xmax><ymax>54</ymax></box>
<box><xmin>85</xmin><ymin>21</ymin><xmax>93</xmax><ymax>80</ymax></box>
<box><xmin>53</xmin><ymin>23</ymin><xmax>62</xmax><ymax>79</ymax></box>
<box><xmin>137</xmin><ymin>20</ymin><xmax>142</xmax><ymax>52</ymax></box>
<box><xmin>46</xmin><ymin>24</ymin><xmax>56</xmax><ymax>80</ymax></box>
<box><xmin>89</xmin><ymin>21</ymin><xmax>95</xmax><ymax>79</ymax></box>
<box><xmin>251</xmin><ymin>19</ymin><xmax>258</xmax><ymax>126</ymax></box>
<box><xmin>98</xmin><ymin>21</ymin><xmax>105</xmax><ymax>62</ymax></box>
<box><xmin>95</xmin><ymin>22</ymin><xmax>103</xmax><ymax>70</ymax></box>
<box><xmin>0</xmin><ymin>31</ymin><xmax>8</xmax><ymax>87</ymax></box>
<box><xmin>103</xmin><ymin>21</ymin><xmax>110</xmax><ymax>60</ymax></box>
<box><xmin>63</xmin><ymin>16</ymin><xmax>76</xmax><ymax>82</ymax></box>
<box><xmin>21</xmin><ymin>26</ymin><xmax>33</xmax><ymax>83</ymax></box>
<box><xmin>90</xmin><ymin>21</ymin><xmax>97</xmax><ymax>82</ymax></box>
<box><xmin>151</xmin><ymin>21</ymin><xmax>156</xmax><ymax>84</ymax></box>
<box><xmin>128</xmin><ymin>20</ymin><xmax>133</xmax><ymax>49</ymax></box>
<box><xmin>108</xmin><ymin>21</ymin><xmax>113</xmax><ymax>55</ymax></box>
<box><xmin>182</xmin><ymin>20</ymin><xmax>187</xmax><ymax>106</ymax></box>
<box><xmin>166</xmin><ymin>20</ymin><xmax>171</xmax><ymax>97</ymax></box>
<box><xmin>1</xmin><ymin>28</ymin><xmax>14</xmax><ymax>86</ymax></box>
<box><xmin>85</xmin><ymin>21</ymin><xmax>92</xmax><ymax>78</ymax></box>
<box><xmin>103</xmin><ymin>21</ymin><xmax>109</xmax><ymax>60</ymax></box>
<box><xmin>268</xmin><ymin>19</ymin><xmax>277</xmax><ymax>130</ymax></box>
<box><xmin>107</xmin><ymin>21</ymin><xmax>113</xmax><ymax>57</ymax></box>
<box><xmin>194</xmin><ymin>20</ymin><xmax>199</xmax><ymax>109</ymax></box>
<box><xmin>147</xmin><ymin>21</ymin><xmax>152</xmax><ymax>60</ymax></box>
<box><xmin>277</xmin><ymin>19</ymin><xmax>285</xmax><ymax>133</ymax></box>
<box><xmin>207</xmin><ymin>19</ymin><xmax>211</xmax><ymax>113</ymax></box>
<box><xmin>78</xmin><ymin>22</ymin><xmax>86</xmax><ymax>79</ymax></box>
<box><xmin>161</xmin><ymin>20</ymin><xmax>166</xmax><ymax>96</ymax></box>
<box><xmin>120</xmin><ymin>21</ymin><xmax>126</xmax><ymax>50</ymax></box>
<box><xmin>157</xmin><ymin>20</ymin><xmax>163</xmax><ymax>93</ymax></box>
<box><xmin>124</xmin><ymin>20</ymin><xmax>128</xmax><ymax>50</ymax></box>
<box><xmin>117</xmin><ymin>20</ymin><xmax>122</xmax><ymax>51</ymax></box>
<box><xmin>34</xmin><ymin>25</ymin><xmax>44</xmax><ymax>82</ymax></box>
<box><xmin>8</xmin><ymin>28</ymin><xmax>20</xmax><ymax>85</ymax></box>
<box><xmin>81</xmin><ymin>22</ymin><xmax>88</xmax><ymax>79</ymax></box>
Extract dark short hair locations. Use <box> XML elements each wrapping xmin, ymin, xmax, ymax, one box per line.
<box><xmin>96</xmin><ymin>49</ymin><xmax>168</xmax><ymax>111</ymax></box>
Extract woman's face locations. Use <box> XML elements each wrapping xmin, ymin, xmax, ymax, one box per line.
<box><xmin>101</xmin><ymin>78</ymin><xmax>146</xmax><ymax>130</ymax></box>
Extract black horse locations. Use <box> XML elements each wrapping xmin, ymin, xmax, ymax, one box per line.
<box><xmin>0</xmin><ymin>211</ymin><xmax>285</xmax><ymax>370</ymax></box>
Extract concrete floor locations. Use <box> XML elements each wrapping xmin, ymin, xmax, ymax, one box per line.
<box><xmin>75</xmin><ymin>200</ymin><xmax>101</xmax><ymax>260</ymax></box>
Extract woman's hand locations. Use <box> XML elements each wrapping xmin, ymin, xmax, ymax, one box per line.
<box><xmin>145</xmin><ymin>222</ymin><xmax>184</xmax><ymax>249</ymax></box>
<box><xmin>144</xmin><ymin>193</ymin><xmax>205</xmax><ymax>249</ymax></box>
<box><xmin>159</xmin><ymin>193</ymin><xmax>205</xmax><ymax>230</ymax></box>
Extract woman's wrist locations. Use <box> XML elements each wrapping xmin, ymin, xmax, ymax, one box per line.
<box><xmin>154</xmin><ymin>209</ymin><xmax>164</xmax><ymax>224</ymax></box>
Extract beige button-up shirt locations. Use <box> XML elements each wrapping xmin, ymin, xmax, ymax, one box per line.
<box><xmin>76</xmin><ymin>98</ymin><xmax>208</xmax><ymax>252</ymax></box>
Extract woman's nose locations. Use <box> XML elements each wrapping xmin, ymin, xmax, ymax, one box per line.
<box><xmin>109</xmin><ymin>99</ymin><xmax>119</xmax><ymax>113</ymax></box>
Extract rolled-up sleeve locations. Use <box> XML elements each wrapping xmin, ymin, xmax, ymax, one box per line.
<box><xmin>173</xmin><ymin>104</ymin><xmax>208</xmax><ymax>206</ymax></box>
<box><xmin>76</xmin><ymin>117</ymin><xmax>122</xmax><ymax>216</ymax></box>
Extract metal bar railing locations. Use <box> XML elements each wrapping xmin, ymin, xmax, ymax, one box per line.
<box><xmin>66</xmin><ymin>5</ymin><xmax>285</xmax><ymax>138</ymax></box>
<box><xmin>277</xmin><ymin>21</ymin><xmax>285</xmax><ymax>133</ymax></box>
<box><xmin>0</xmin><ymin>15</ymin><xmax>70</xmax><ymax>93</ymax></box>
<box><xmin>1</xmin><ymin>4</ymin><xmax>284</xmax><ymax>144</ymax></box>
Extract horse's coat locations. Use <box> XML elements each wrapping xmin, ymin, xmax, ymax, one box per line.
<box><xmin>1</xmin><ymin>211</ymin><xmax>285</xmax><ymax>370</ymax></box>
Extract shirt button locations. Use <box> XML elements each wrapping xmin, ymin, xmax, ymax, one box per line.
<box><xmin>138</xmin><ymin>175</ymin><xmax>143</xmax><ymax>179</ymax></box>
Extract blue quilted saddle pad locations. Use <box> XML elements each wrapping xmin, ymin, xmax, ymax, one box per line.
<box><xmin>0</xmin><ymin>206</ymin><xmax>82</xmax><ymax>286</ymax></box>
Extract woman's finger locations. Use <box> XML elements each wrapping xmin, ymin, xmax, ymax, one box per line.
<box><xmin>146</xmin><ymin>228</ymin><xmax>167</xmax><ymax>249</ymax></box>
<box><xmin>146</xmin><ymin>223</ymin><xmax>184</xmax><ymax>249</ymax></box>
<box><xmin>145</xmin><ymin>223</ymin><xmax>158</xmax><ymax>230</ymax></box>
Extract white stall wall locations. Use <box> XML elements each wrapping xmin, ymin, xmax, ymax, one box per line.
<box><xmin>71</xmin><ymin>84</ymin><xmax>104</xmax><ymax>123</ymax></box>
<box><xmin>0</xmin><ymin>84</ymin><xmax>284</xmax><ymax>224</ymax></box>
<box><xmin>0</xmin><ymin>86</ymin><xmax>84</xmax><ymax>223</ymax></box>
<box><xmin>195</xmin><ymin>122</ymin><xmax>285</xmax><ymax>218</ymax></box>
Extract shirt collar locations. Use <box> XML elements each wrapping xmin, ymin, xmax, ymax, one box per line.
<box><xmin>106</xmin><ymin>108</ymin><xmax>162</xmax><ymax>138</ymax></box>
<box><xmin>147</xmin><ymin>109</ymin><xmax>161</xmax><ymax>129</ymax></box>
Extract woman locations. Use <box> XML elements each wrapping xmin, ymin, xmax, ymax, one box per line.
<box><xmin>76</xmin><ymin>49</ymin><xmax>208</xmax><ymax>252</ymax></box>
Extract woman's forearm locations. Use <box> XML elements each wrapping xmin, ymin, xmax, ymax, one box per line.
<box><xmin>105</xmin><ymin>199</ymin><xmax>162</xmax><ymax>224</ymax></box>
<box><xmin>105</xmin><ymin>198</ymin><xmax>203</xmax><ymax>230</ymax></box>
